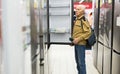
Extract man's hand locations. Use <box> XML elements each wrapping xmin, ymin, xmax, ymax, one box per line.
<box><xmin>73</xmin><ymin>38</ymin><xmax>79</xmax><ymax>44</ymax></box>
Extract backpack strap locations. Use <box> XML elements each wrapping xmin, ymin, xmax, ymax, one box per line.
<box><xmin>72</xmin><ymin>16</ymin><xmax>86</xmax><ymax>33</ymax></box>
<box><xmin>79</xmin><ymin>16</ymin><xmax>86</xmax><ymax>32</ymax></box>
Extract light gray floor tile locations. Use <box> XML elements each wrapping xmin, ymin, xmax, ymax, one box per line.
<box><xmin>46</xmin><ymin>45</ymin><xmax>99</xmax><ymax>74</ymax></box>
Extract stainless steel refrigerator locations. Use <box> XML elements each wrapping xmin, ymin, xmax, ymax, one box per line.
<box><xmin>97</xmin><ymin>0</ymin><xmax>113</xmax><ymax>74</ymax></box>
<box><xmin>112</xmin><ymin>0</ymin><xmax>120</xmax><ymax>74</ymax></box>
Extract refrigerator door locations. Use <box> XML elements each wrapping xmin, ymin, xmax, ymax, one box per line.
<box><xmin>102</xmin><ymin>2</ymin><xmax>113</xmax><ymax>74</ymax></box>
<box><xmin>112</xmin><ymin>51</ymin><xmax>120</xmax><ymax>74</ymax></box>
<box><xmin>103</xmin><ymin>47</ymin><xmax>111</xmax><ymax>74</ymax></box>
<box><xmin>93</xmin><ymin>8</ymin><xmax>98</xmax><ymax>67</ymax></box>
<box><xmin>113</xmin><ymin>0</ymin><xmax>120</xmax><ymax>52</ymax></box>
<box><xmin>103</xmin><ymin>2</ymin><xmax>112</xmax><ymax>47</ymax></box>
<box><xmin>92</xmin><ymin>43</ymin><xmax>98</xmax><ymax>67</ymax></box>
<box><xmin>112</xmin><ymin>1</ymin><xmax>120</xmax><ymax>71</ymax></box>
<box><xmin>97</xmin><ymin>43</ymin><xmax>104</xmax><ymax>74</ymax></box>
<box><xmin>112</xmin><ymin>2</ymin><xmax>120</xmax><ymax>73</ymax></box>
<box><xmin>30</xmin><ymin>0</ymin><xmax>38</xmax><ymax>59</ymax></box>
<box><xmin>30</xmin><ymin>0</ymin><xmax>41</xmax><ymax>74</ymax></box>
<box><xmin>98</xmin><ymin>0</ymin><xmax>105</xmax><ymax>43</ymax></box>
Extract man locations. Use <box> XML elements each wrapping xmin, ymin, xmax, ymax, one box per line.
<box><xmin>72</xmin><ymin>5</ymin><xmax>91</xmax><ymax>74</ymax></box>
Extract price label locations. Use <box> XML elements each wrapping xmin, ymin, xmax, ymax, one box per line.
<box><xmin>116</xmin><ymin>16</ymin><xmax>120</xmax><ymax>26</ymax></box>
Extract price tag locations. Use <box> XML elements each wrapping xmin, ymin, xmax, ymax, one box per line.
<box><xmin>116</xmin><ymin>16</ymin><xmax>120</xmax><ymax>26</ymax></box>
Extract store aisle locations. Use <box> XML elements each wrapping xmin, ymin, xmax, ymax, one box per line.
<box><xmin>45</xmin><ymin>44</ymin><xmax>99</xmax><ymax>74</ymax></box>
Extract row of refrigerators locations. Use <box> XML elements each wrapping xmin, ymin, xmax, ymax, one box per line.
<box><xmin>93</xmin><ymin>0</ymin><xmax>120</xmax><ymax>74</ymax></box>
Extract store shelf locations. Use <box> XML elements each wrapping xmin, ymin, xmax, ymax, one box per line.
<box><xmin>49</xmin><ymin>3</ymin><xmax>70</xmax><ymax>8</ymax></box>
<box><xmin>50</xmin><ymin>28</ymin><xmax>70</xmax><ymax>33</ymax></box>
<box><xmin>49</xmin><ymin>12</ymin><xmax>70</xmax><ymax>16</ymax></box>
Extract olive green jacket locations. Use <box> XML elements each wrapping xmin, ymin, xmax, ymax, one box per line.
<box><xmin>72</xmin><ymin>15</ymin><xmax>91</xmax><ymax>45</ymax></box>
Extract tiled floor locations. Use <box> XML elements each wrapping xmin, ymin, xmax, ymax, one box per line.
<box><xmin>0</xmin><ymin>44</ymin><xmax>99</xmax><ymax>74</ymax></box>
<box><xmin>45</xmin><ymin>44</ymin><xmax>99</xmax><ymax>74</ymax></box>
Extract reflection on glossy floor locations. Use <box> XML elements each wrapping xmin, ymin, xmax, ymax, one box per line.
<box><xmin>45</xmin><ymin>45</ymin><xmax>99</xmax><ymax>74</ymax></box>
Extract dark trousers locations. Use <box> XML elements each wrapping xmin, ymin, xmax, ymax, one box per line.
<box><xmin>75</xmin><ymin>45</ymin><xmax>86</xmax><ymax>74</ymax></box>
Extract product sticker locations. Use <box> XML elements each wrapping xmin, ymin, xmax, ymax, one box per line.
<box><xmin>116</xmin><ymin>16</ymin><xmax>120</xmax><ymax>26</ymax></box>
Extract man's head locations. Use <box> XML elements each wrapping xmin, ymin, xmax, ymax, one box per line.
<box><xmin>75</xmin><ymin>5</ymin><xmax>85</xmax><ymax>17</ymax></box>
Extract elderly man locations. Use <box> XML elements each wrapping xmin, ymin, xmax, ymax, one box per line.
<box><xmin>72</xmin><ymin>5</ymin><xmax>91</xmax><ymax>74</ymax></box>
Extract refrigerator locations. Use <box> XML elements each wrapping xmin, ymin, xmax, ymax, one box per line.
<box><xmin>97</xmin><ymin>0</ymin><xmax>113</xmax><ymax>74</ymax></box>
<box><xmin>112</xmin><ymin>0</ymin><xmax>120</xmax><ymax>74</ymax></box>
<box><xmin>102</xmin><ymin>1</ymin><xmax>113</xmax><ymax>74</ymax></box>
<box><xmin>97</xmin><ymin>0</ymin><xmax>105</xmax><ymax>73</ymax></box>
<box><xmin>30</xmin><ymin>0</ymin><xmax>40</xmax><ymax>74</ymax></box>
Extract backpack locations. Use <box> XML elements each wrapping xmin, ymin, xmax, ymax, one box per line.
<box><xmin>80</xmin><ymin>16</ymin><xmax>96</xmax><ymax>49</ymax></box>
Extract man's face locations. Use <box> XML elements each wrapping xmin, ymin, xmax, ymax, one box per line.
<box><xmin>75</xmin><ymin>6</ymin><xmax>83</xmax><ymax>17</ymax></box>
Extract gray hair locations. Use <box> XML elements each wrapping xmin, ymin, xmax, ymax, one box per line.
<box><xmin>76</xmin><ymin>5</ymin><xmax>86</xmax><ymax>11</ymax></box>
